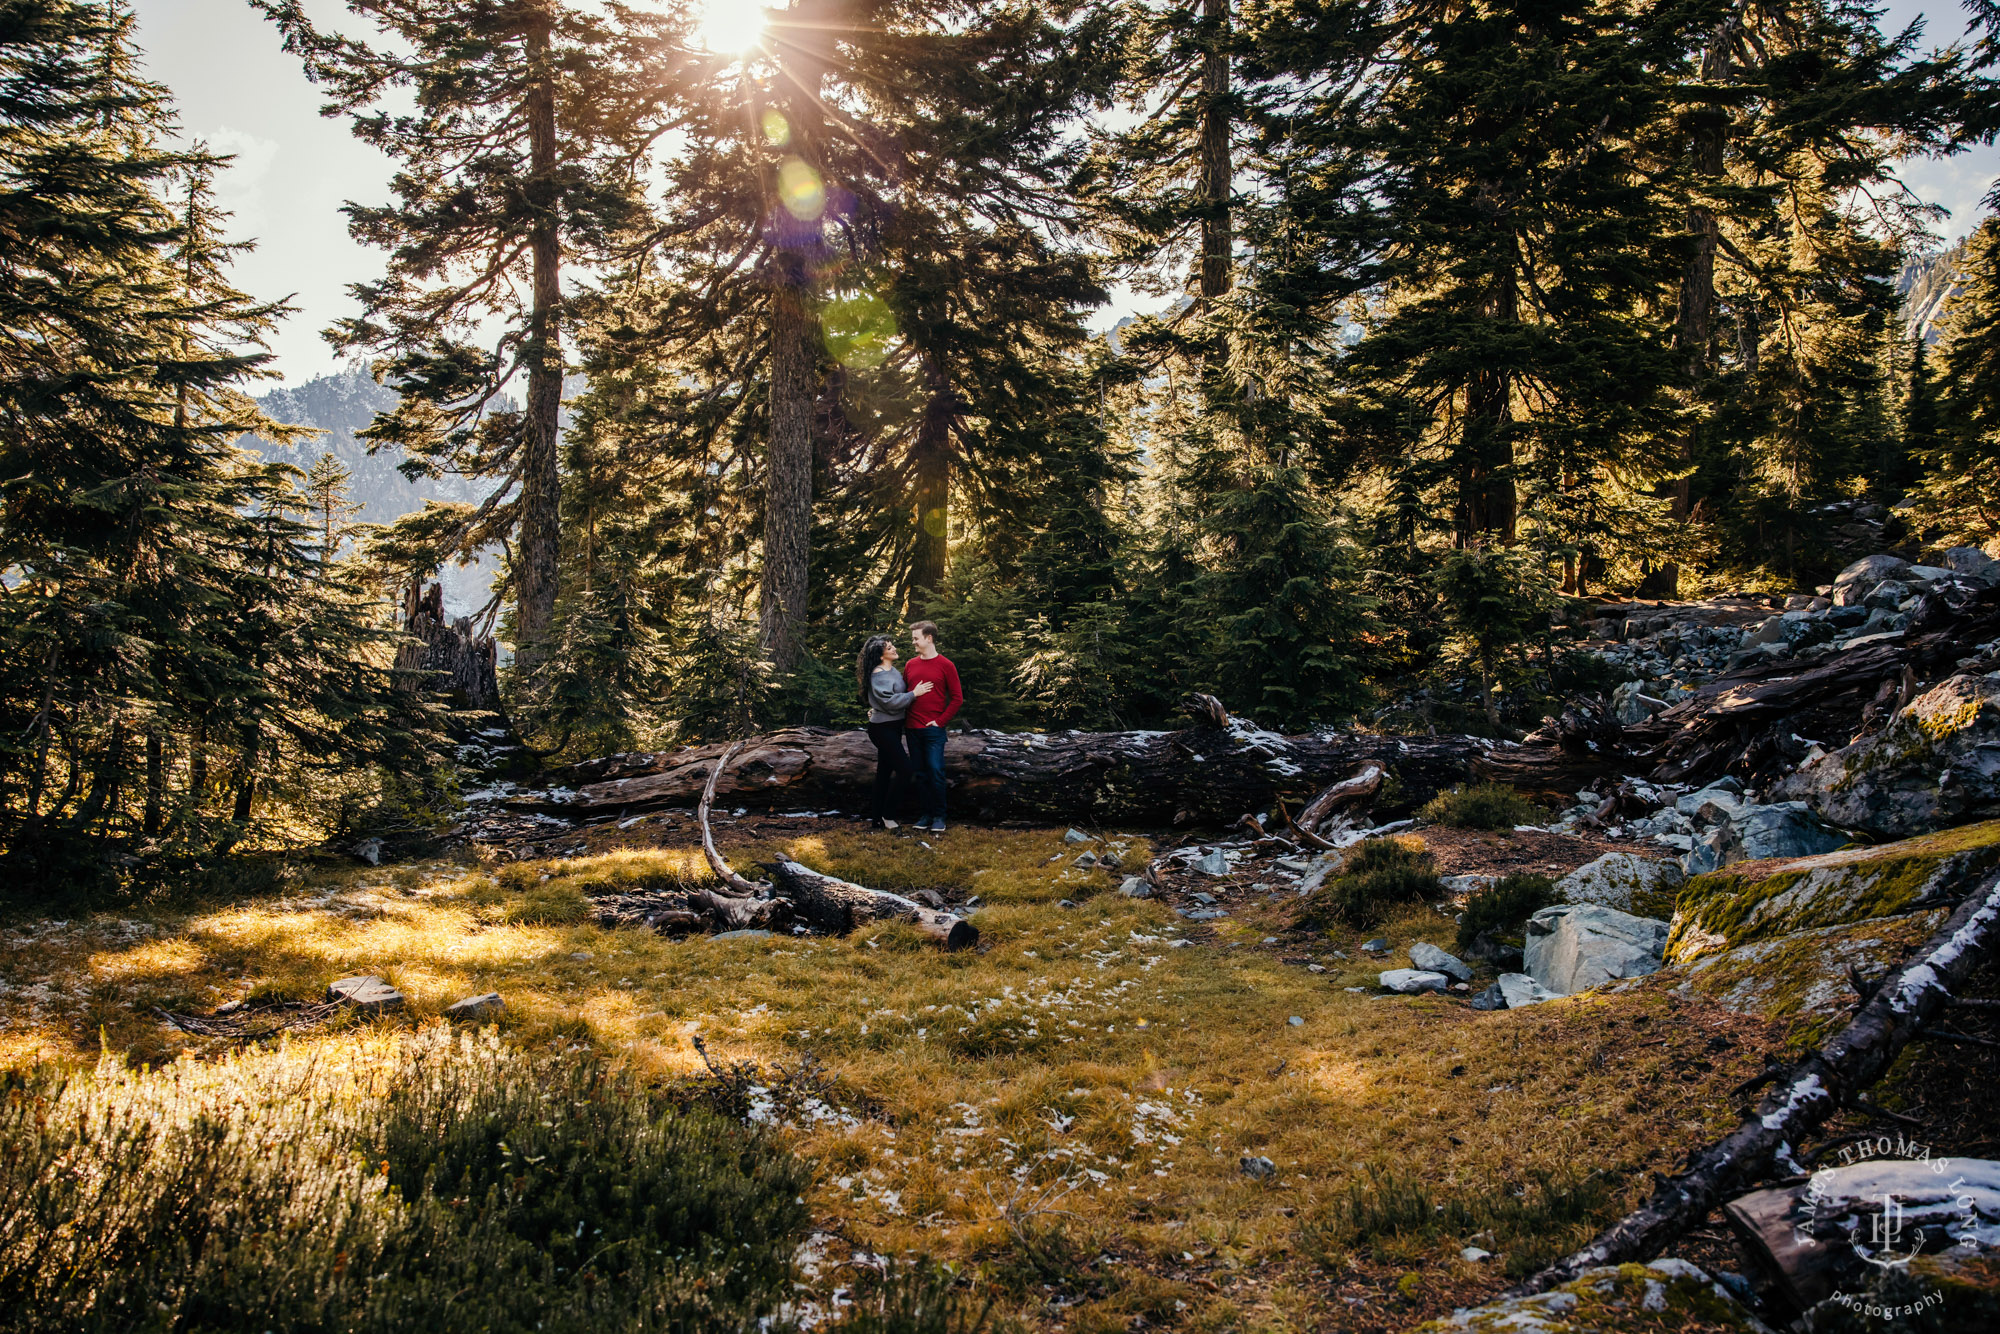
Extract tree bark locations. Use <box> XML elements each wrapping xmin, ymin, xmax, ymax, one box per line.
<box><xmin>1197</xmin><ymin>0</ymin><xmax>1232</xmax><ymax>304</ymax></box>
<box><xmin>1507</xmin><ymin>862</ymin><xmax>2000</xmax><ymax>1298</ymax></box>
<box><xmin>396</xmin><ymin>581</ymin><xmax>505</xmax><ymax>714</ymax></box>
<box><xmin>909</xmin><ymin>356</ymin><xmax>954</xmax><ymax>606</ymax></box>
<box><xmin>143</xmin><ymin>727</ymin><xmax>163</xmax><ymax>837</ymax></box>
<box><xmin>759</xmin><ymin>0</ymin><xmax>832</xmax><ymax>672</ymax></box>
<box><xmin>514</xmin><ymin>9</ymin><xmax>563</xmax><ymax>677</ymax></box>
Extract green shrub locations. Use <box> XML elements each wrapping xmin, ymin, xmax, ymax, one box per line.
<box><xmin>1455</xmin><ymin>873</ymin><xmax>1558</xmax><ymax>955</ymax></box>
<box><xmin>1419</xmin><ymin>782</ymin><xmax>1545</xmax><ymax>830</ymax></box>
<box><xmin>0</xmin><ymin>1030</ymin><xmax>812</xmax><ymax>1333</ymax></box>
<box><xmin>1302</xmin><ymin>837</ymin><xmax>1442</xmax><ymax>929</ymax></box>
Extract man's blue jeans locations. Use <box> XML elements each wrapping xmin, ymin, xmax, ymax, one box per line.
<box><xmin>907</xmin><ymin>725</ymin><xmax>947</xmax><ymax>822</ymax></box>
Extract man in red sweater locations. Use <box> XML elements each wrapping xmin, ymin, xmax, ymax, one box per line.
<box><xmin>902</xmin><ymin>620</ymin><xmax>963</xmax><ymax>832</ymax></box>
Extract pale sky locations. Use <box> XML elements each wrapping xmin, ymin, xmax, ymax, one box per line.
<box><xmin>131</xmin><ymin>0</ymin><xmax>2000</xmax><ymax>384</ymax></box>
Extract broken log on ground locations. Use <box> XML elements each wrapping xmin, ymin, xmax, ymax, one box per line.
<box><xmin>765</xmin><ymin>857</ymin><xmax>978</xmax><ymax>951</ymax></box>
<box><xmin>1505</xmin><ymin>859</ymin><xmax>2000</xmax><ymax>1297</ymax></box>
<box><xmin>690</xmin><ymin>740</ymin><xmax>975</xmax><ymax>949</ymax></box>
<box><xmin>1294</xmin><ymin>762</ymin><xmax>1386</xmax><ymax>833</ymax></box>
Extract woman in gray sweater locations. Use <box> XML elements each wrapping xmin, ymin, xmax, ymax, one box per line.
<box><xmin>856</xmin><ymin>634</ymin><xmax>932</xmax><ymax>829</ymax></box>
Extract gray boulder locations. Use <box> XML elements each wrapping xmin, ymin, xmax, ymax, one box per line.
<box><xmin>1408</xmin><ymin>942</ymin><xmax>1472</xmax><ymax>983</ymax></box>
<box><xmin>1862</xmin><ymin>578</ymin><xmax>1912</xmax><ymax>610</ymax></box>
<box><xmin>1776</xmin><ymin>673</ymin><xmax>2000</xmax><ymax>838</ymax></box>
<box><xmin>1063</xmin><ymin>828</ymin><xmax>1091</xmax><ymax>843</ymax></box>
<box><xmin>1118</xmin><ymin>876</ymin><xmax>1153</xmax><ymax>898</ymax></box>
<box><xmin>1523</xmin><ymin>904</ymin><xmax>1670</xmax><ymax>994</ymax></box>
<box><xmin>1194</xmin><ymin>848</ymin><xmax>1231</xmax><ymax>876</ymax></box>
<box><xmin>1378</xmin><ymin>968</ymin><xmax>1451</xmax><ymax>994</ymax></box>
<box><xmin>446</xmin><ymin>992</ymin><xmax>504</xmax><ymax>1022</ymax></box>
<box><xmin>1943</xmin><ymin>545</ymin><xmax>2000</xmax><ymax>584</ymax></box>
<box><xmin>1675</xmin><ymin>777</ymin><xmax>1743</xmax><ymax>816</ymax></box>
<box><xmin>1072</xmin><ymin>851</ymin><xmax>1097</xmax><ymax>868</ymax></box>
<box><xmin>1721</xmin><ymin>801</ymin><xmax>1845</xmax><ymax>863</ymax></box>
<box><xmin>1467</xmin><ymin>982</ymin><xmax>1507</xmax><ymax>1010</ymax></box>
<box><xmin>327</xmin><ymin>975</ymin><xmax>404</xmax><ymax>1011</ymax></box>
<box><xmin>1834</xmin><ymin>552</ymin><xmax>1912</xmax><ymax>592</ymax></box>
<box><xmin>1683</xmin><ymin>826</ymin><xmax>1729</xmax><ymax>875</ymax></box>
<box><xmin>1555</xmin><ymin>851</ymin><xmax>1684</xmax><ymax>913</ymax></box>
<box><xmin>1497</xmin><ymin>972</ymin><xmax>1559</xmax><ymax>1008</ymax></box>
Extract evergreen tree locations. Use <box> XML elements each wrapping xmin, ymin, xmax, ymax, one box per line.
<box><xmin>302</xmin><ymin>450</ymin><xmax>366</xmax><ymax>561</ymax></box>
<box><xmin>253</xmin><ymin>0</ymin><xmax>658</xmax><ymax>677</ymax></box>
<box><xmin>0</xmin><ymin>0</ymin><xmax>435</xmax><ymax>883</ymax></box>
<box><xmin>1315</xmin><ymin>0</ymin><xmax>1695</xmax><ymax>575</ymax></box>
<box><xmin>1918</xmin><ymin>217</ymin><xmax>2000</xmax><ymax>545</ymax></box>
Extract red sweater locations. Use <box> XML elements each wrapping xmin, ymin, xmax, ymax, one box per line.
<box><xmin>902</xmin><ymin>654</ymin><xmax>963</xmax><ymax>730</ymax></box>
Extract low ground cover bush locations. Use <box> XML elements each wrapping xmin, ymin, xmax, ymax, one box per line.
<box><xmin>1419</xmin><ymin>783</ymin><xmax>1545</xmax><ymax>830</ymax></box>
<box><xmin>0</xmin><ymin>1030</ymin><xmax>813</xmax><ymax>1333</ymax></box>
<box><xmin>1455</xmin><ymin>873</ymin><xmax>1559</xmax><ymax>955</ymax></box>
<box><xmin>1303</xmin><ymin>837</ymin><xmax>1444</xmax><ymax>929</ymax></box>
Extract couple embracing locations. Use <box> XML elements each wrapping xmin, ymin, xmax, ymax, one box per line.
<box><xmin>856</xmin><ymin>620</ymin><xmax>962</xmax><ymax>832</ymax></box>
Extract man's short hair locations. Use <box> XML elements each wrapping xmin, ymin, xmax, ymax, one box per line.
<box><xmin>908</xmin><ymin>620</ymin><xmax>940</xmax><ymax>646</ymax></box>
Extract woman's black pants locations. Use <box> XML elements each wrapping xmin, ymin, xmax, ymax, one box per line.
<box><xmin>866</xmin><ymin>721</ymin><xmax>911</xmax><ymax>822</ymax></box>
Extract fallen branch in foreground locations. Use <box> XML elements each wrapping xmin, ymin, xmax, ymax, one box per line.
<box><xmin>692</xmin><ymin>740</ymin><xmax>976</xmax><ymax>950</ymax></box>
<box><xmin>1505</xmin><ymin>862</ymin><xmax>2000</xmax><ymax>1297</ymax></box>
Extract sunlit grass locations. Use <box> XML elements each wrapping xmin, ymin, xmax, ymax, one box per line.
<box><xmin>0</xmin><ymin>822</ymin><xmax>1784</xmax><ymax>1329</ymax></box>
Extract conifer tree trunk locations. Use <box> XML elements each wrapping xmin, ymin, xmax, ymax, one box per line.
<box><xmin>1662</xmin><ymin>20</ymin><xmax>1734</xmax><ymax>597</ymax></box>
<box><xmin>1197</xmin><ymin>0</ymin><xmax>1232</xmax><ymax>304</ymax></box>
<box><xmin>515</xmin><ymin>9</ymin><xmax>563</xmax><ymax>676</ymax></box>
<box><xmin>760</xmin><ymin>2</ymin><xmax>830</xmax><ymax>672</ymax></box>
<box><xmin>910</xmin><ymin>358</ymin><xmax>953</xmax><ymax>604</ymax></box>
<box><xmin>1460</xmin><ymin>273</ymin><xmax>1518</xmax><ymax>543</ymax></box>
<box><xmin>143</xmin><ymin>728</ymin><xmax>163</xmax><ymax>837</ymax></box>
<box><xmin>764</xmin><ymin>280</ymin><xmax>815</xmax><ymax>668</ymax></box>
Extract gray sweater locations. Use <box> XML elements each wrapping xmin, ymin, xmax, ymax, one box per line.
<box><xmin>867</xmin><ymin>667</ymin><xmax>917</xmax><ymax>723</ymax></box>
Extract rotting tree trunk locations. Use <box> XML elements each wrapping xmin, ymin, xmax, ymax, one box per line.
<box><xmin>528</xmin><ymin>705</ymin><xmax>1618</xmax><ymax>827</ymax></box>
<box><xmin>1507</xmin><ymin>862</ymin><xmax>2000</xmax><ymax>1298</ymax></box>
<box><xmin>396</xmin><ymin>582</ymin><xmax>503</xmax><ymax>715</ymax></box>
<box><xmin>693</xmin><ymin>738</ymin><xmax>974</xmax><ymax>947</ymax></box>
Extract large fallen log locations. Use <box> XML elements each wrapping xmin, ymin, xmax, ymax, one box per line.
<box><xmin>526</xmin><ymin>699</ymin><xmax>1617</xmax><ymax>825</ymax></box>
<box><xmin>1506</xmin><ymin>860</ymin><xmax>2000</xmax><ymax>1297</ymax></box>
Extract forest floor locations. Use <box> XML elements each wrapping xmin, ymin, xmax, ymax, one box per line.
<box><xmin>6</xmin><ymin>816</ymin><xmax>1976</xmax><ymax>1332</ymax></box>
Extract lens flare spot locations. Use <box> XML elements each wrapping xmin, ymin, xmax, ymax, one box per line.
<box><xmin>778</xmin><ymin>157</ymin><xmax>826</xmax><ymax>221</ymax></box>
<box><xmin>761</xmin><ymin>108</ymin><xmax>791</xmax><ymax>146</ymax></box>
<box><xmin>822</xmin><ymin>289</ymin><xmax>898</xmax><ymax>369</ymax></box>
<box><xmin>922</xmin><ymin>507</ymin><xmax>947</xmax><ymax>538</ymax></box>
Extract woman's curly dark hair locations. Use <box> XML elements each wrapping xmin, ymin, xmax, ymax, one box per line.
<box><xmin>855</xmin><ymin>635</ymin><xmax>893</xmax><ymax>708</ymax></box>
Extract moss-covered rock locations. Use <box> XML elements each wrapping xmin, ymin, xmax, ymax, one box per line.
<box><xmin>1664</xmin><ymin>820</ymin><xmax>2000</xmax><ymax>965</ymax></box>
<box><xmin>1415</xmin><ymin>1258</ymin><xmax>1771</xmax><ymax>1332</ymax></box>
<box><xmin>1670</xmin><ymin>910</ymin><xmax>1949</xmax><ymax>1028</ymax></box>
<box><xmin>1775</xmin><ymin>673</ymin><xmax>2000</xmax><ymax>839</ymax></box>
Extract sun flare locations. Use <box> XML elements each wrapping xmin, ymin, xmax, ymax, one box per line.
<box><xmin>695</xmin><ymin>0</ymin><xmax>766</xmax><ymax>54</ymax></box>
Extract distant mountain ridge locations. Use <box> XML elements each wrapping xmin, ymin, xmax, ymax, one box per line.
<box><xmin>248</xmin><ymin>363</ymin><xmax>494</xmax><ymax>615</ymax></box>
<box><xmin>1898</xmin><ymin>237</ymin><xmax>1969</xmax><ymax>344</ymax></box>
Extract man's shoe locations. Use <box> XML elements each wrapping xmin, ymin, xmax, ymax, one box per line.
<box><xmin>930</xmin><ymin>820</ymin><xmax>947</xmax><ymax>834</ymax></box>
